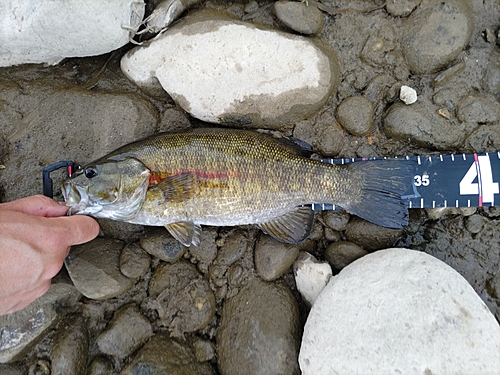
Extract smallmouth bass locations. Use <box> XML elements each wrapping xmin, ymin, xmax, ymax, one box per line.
<box><xmin>63</xmin><ymin>129</ymin><xmax>415</xmax><ymax>246</ymax></box>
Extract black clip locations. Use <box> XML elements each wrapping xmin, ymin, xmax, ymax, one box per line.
<box><xmin>42</xmin><ymin>161</ymin><xmax>74</xmax><ymax>198</ymax></box>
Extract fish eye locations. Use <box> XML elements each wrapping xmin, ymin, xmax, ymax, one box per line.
<box><xmin>85</xmin><ymin>167</ymin><xmax>98</xmax><ymax>179</ymax></box>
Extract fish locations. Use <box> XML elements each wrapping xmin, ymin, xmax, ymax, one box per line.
<box><xmin>62</xmin><ymin>128</ymin><xmax>415</xmax><ymax>247</ymax></box>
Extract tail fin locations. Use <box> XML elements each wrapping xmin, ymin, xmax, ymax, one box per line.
<box><xmin>343</xmin><ymin>159</ymin><xmax>415</xmax><ymax>229</ymax></box>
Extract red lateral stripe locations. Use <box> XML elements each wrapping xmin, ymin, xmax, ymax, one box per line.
<box><xmin>149</xmin><ymin>170</ymin><xmax>239</xmax><ymax>185</ymax></box>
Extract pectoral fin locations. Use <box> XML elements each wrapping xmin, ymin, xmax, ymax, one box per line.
<box><xmin>256</xmin><ymin>206</ymin><xmax>314</xmax><ymax>244</ymax></box>
<box><xmin>165</xmin><ymin>222</ymin><xmax>202</xmax><ymax>247</ymax></box>
<box><xmin>157</xmin><ymin>173</ymin><xmax>200</xmax><ymax>202</ymax></box>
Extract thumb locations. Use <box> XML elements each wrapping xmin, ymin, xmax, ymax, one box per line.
<box><xmin>55</xmin><ymin>215</ymin><xmax>100</xmax><ymax>246</ymax></box>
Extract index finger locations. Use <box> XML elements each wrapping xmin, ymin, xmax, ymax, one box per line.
<box><xmin>0</xmin><ymin>195</ymin><xmax>68</xmax><ymax>217</ymax></box>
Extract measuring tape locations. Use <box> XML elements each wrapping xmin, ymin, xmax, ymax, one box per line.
<box><xmin>42</xmin><ymin>153</ymin><xmax>499</xmax><ymax>211</ymax></box>
<box><xmin>312</xmin><ymin>152</ymin><xmax>500</xmax><ymax>211</ymax></box>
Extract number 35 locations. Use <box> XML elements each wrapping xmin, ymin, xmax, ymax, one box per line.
<box><xmin>414</xmin><ymin>174</ymin><xmax>430</xmax><ymax>187</ymax></box>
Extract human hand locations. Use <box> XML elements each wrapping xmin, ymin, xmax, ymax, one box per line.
<box><xmin>0</xmin><ymin>195</ymin><xmax>99</xmax><ymax>316</ymax></box>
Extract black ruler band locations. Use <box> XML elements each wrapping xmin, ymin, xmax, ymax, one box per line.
<box><xmin>312</xmin><ymin>153</ymin><xmax>500</xmax><ymax>210</ymax></box>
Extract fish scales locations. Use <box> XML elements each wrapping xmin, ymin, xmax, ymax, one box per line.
<box><xmin>63</xmin><ymin>129</ymin><xmax>414</xmax><ymax>246</ymax></box>
<box><xmin>105</xmin><ymin>130</ymin><xmax>357</xmax><ymax>226</ymax></box>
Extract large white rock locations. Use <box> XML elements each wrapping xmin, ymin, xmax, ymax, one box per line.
<box><xmin>121</xmin><ymin>10</ymin><xmax>339</xmax><ymax>128</ymax></box>
<box><xmin>0</xmin><ymin>0</ymin><xmax>145</xmax><ymax>67</ymax></box>
<box><xmin>299</xmin><ymin>248</ymin><xmax>500</xmax><ymax>375</ymax></box>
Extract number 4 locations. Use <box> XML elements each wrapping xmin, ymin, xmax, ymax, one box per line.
<box><xmin>459</xmin><ymin>155</ymin><xmax>499</xmax><ymax>204</ymax></box>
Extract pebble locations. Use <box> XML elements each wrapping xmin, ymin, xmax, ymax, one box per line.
<box><xmin>217</xmin><ymin>277</ymin><xmax>300</xmax><ymax>375</ymax></box>
<box><xmin>0</xmin><ymin>283</ymin><xmax>81</xmax><ymax>363</ymax></box>
<box><xmin>299</xmin><ymin>248</ymin><xmax>500</xmax><ymax>375</ymax></box>
<box><xmin>50</xmin><ymin>314</ymin><xmax>89</xmax><ymax>375</ymax></box>
<box><xmin>324</xmin><ymin>241</ymin><xmax>367</xmax><ymax>270</ymax></box>
<box><xmin>399</xmin><ymin>85</ymin><xmax>417</xmax><ymax>105</ymax></box>
<box><xmin>139</xmin><ymin>228</ymin><xmax>186</xmax><ymax>262</ymax></box>
<box><xmin>193</xmin><ymin>338</ymin><xmax>216</xmax><ymax>362</ymax></box>
<box><xmin>244</xmin><ymin>1</ymin><xmax>259</xmax><ymax>14</ymax></box>
<box><xmin>344</xmin><ymin>218</ymin><xmax>402</xmax><ymax>251</ymax></box>
<box><xmin>120</xmin><ymin>243</ymin><xmax>151</xmax><ymax>279</ymax></box>
<box><xmin>425</xmin><ymin>207</ymin><xmax>476</xmax><ymax>221</ymax></box>
<box><xmin>187</xmin><ymin>227</ymin><xmax>218</xmax><ymax>273</ymax></box>
<box><xmin>322</xmin><ymin>211</ymin><xmax>350</xmax><ymax>231</ymax></box>
<box><xmin>364</xmin><ymin>74</ymin><xmax>397</xmax><ymax>104</ymax></box>
<box><xmin>360</xmin><ymin>26</ymin><xmax>396</xmax><ymax>68</ymax></box>
<box><xmin>254</xmin><ymin>235</ymin><xmax>300</xmax><ymax>281</ymax></box>
<box><xmin>465</xmin><ymin>125</ymin><xmax>500</xmax><ymax>153</ymax></box>
<box><xmin>432</xmin><ymin>86</ymin><xmax>465</xmax><ymax>110</ymax></box>
<box><xmin>121</xmin><ymin>10</ymin><xmax>339</xmax><ymax>128</ymax></box>
<box><xmin>385</xmin><ymin>0</ymin><xmax>421</xmax><ymax>17</ymax></box>
<box><xmin>456</xmin><ymin>94</ymin><xmax>500</xmax><ymax>124</ymax></box>
<box><xmin>215</xmin><ymin>229</ymin><xmax>252</xmax><ymax>266</ymax></box>
<box><xmin>65</xmin><ymin>238</ymin><xmax>135</xmax><ymax>300</ymax></box>
<box><xmin>384</xmin><ymin>101</ymin><xmax>464</xmax><ymax>150</ymax></box>
<box><xmin>121</xmin><ymin>332</ymin><xmax>215</xmax><ymax>375</ymax></box>
<box><xmin>432</xmin><ymin>61</ymin><xmax>466</xmax><ymax>88</ymax></box>
<box><xmin>484</xmin><ymin>54</ymin><xmax>500</xmax><ymax>95</ymax></box>
<box><xmin>293</xmin><ymin>111</ymin><xmax>344</xmax><ymax>156</ymax></box>
<box><xmin>96</xmin><ymin>304</ymin><xmax>153</xmax><ymax>358</ymax></box>
<box><xmin>465</xmin><ymin>214</ymin><xmax>489</xmax><ymax>234</ymax></box>
<box><xmin>0</xmin><ymin>0</ymin><xmax>145</xmax><ymax>67</ymax></box>
<box><xmin>87</xmin><ymin>355</ymin><xmax>114</xmax><ymax>375</ymax></box>
<box><xmin>401</xmin><ymin>0</ymin><xmax>474</xmax><ymax>74</ymax></box>
<box><xmin>148</xmin><ymin>261</ymin><xmax>215</xmax><ymax>336</ymax></box>
<box><xmin>273</xmin><ymin>1</ymin><xmax>324</xmax><ymax>35</ymax></box>
<box><xmin>293</xmin><ymin>252</ymin><xmax>332</xmax><ymax>306</ymax></box>
<box><xmin>335</xmin><ymin>96</ymin><xmax>374</xmax><ymax>136</ymax></box>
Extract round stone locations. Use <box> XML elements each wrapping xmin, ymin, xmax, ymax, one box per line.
<box><xmin>217</xmin><ymin>277</ymin><xmax>300</xmax><ymax>375</ymax></box>
<box><xmin>384</xmin><ymin>101</ymin><xmax>464</xmax><ymax>150</ymax></box>
<box><xmin>401</xmin><ymin>0</ymin><xmax>473</xmax><ymax>74</ymax></box>
<box><xmin>254</xmin><ymin>235</ymin><xmax>299</xmax><ymax>281</ymax></box>
<box><xmin>121</xmin><ymin>10</ymin><xmax>339</xmax><ymax>129</ymax></box>
<box><xmin>273</xmin><ymin>1</ymin><xmax>324</xmax><ymax>35</ymax></box>
<box><xmin>336</xmin><ymin>96</ymin><xmax>373</xmax><ymax>136</ymax></box>
<box><xmin>299</xmin><ymin>248</ymin><xmax>500</xmax><ymax>375</ymax></box>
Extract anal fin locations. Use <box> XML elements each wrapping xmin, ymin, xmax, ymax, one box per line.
<box><xmin>256</xmin><ymin>206</ymin><xmax>314</xmax><ymax>244</ymax></box>
<box><xmin>165</xmin><ymin>222</ymin><xmax>202</xmax><ymax>247</ymax></box>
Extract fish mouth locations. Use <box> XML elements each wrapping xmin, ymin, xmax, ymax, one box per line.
<box><xmin>62</xmin><ymin>182</ymin><xmax>101</xmax><ymax>216</ymax></box>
